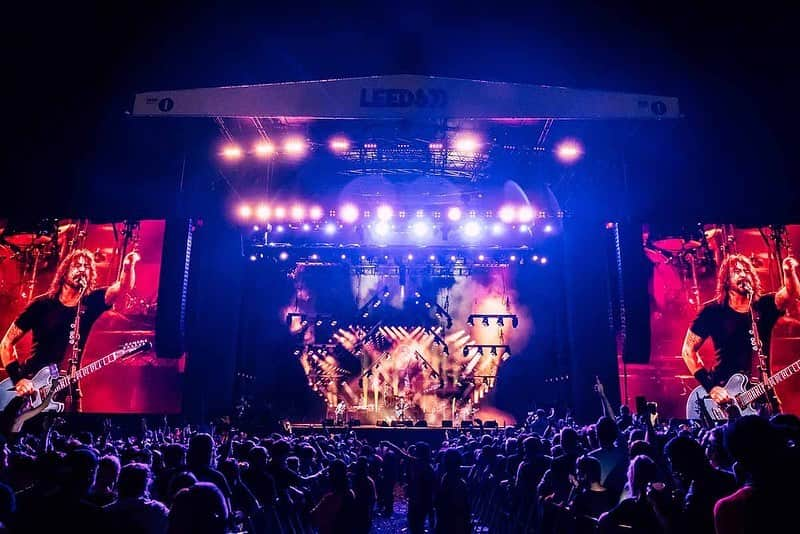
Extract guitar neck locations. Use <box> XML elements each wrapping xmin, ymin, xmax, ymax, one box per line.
<box><xmin>53</xmin><ymin>350</ymin><xmax>127</xmax><ymax>394</ymax></box>
<box><xmin>739</xmin><ymin>358</ymin><xmax>800</xmax><ymax>407</ymax></box>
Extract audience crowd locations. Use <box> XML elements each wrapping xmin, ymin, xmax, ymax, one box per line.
<box><xmin>0</xmin><ymin>407</ymin><xmax>796</xmax><ymax>533</ymax></box>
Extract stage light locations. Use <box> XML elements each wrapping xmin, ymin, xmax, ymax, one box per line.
<box><xmin>467</xmin><ymin>316</ymin><xmax>475</xmax><ymax>326</ymax></box>
<box><xmin>249</xmin><ymin>254</ymin><xmax>257</xmax><ymax>261</ymax></box>
<box><xmin>252</xmin><ymin>225</ymin><xmax>260</xmax><ymax>232</ymax></box>
<box><xmin>478</xmin><ymin>254</ymin><xmax>485</xmax><ymax>261</ymax></box>
<box><xmin>407</xmin><ymin>253</ymin><xmax>414</xmax><ymax>260</ymax></box>
<box><xmin>532</xmin><ymin>255</ymin><xmax>539</xmax><ymax>261</ymax></box>
<box><xmin>374</xmin><ymin>221</ymin><xmax>391</xmax><ymax>237</ymax></box>
<box><xmin>429</xmin><ymin>142</ymin><xmax>444</xmax><ymax>150</ymax></box>
<box><xmin>453</xmin><ymin>135</ymin><xmax>480</xmax><ymax>154</ymax></box>
<box><xmin>382</xmin><ymin>286</ymin><xmax>390</xmax><ymax>298</ymax></box>
<box><xmin>376</xmin><ymin>204</ymin><xmax>393</xmax><ymax>221</ymax></box>
<box><xmin>329</xmin><ymin>137</ymin><xmax>350</xmax><ymax>152</ymax></box>
<box><xmin>415</xmin><ymin>209</ymin><xmax>425</xmax><ymax>218</ymax></box>
<box><xmin>429</xmin><ymin>255</ymin><xmax>436</xmax><ymax>261</ymax></box>
<box><xmin>290</xmin><ymin>205</ymin><xmax>305</xmax><ymax>221</ymax></box>
<box><xmin>555</xmin><ymin>139</ymin><xmax>583</xmax><ymax>164</ymax></box>
<box><xmin>411</xmin><ymin>221</ymin><xmax>430</xmax><ymax>238</ymax></box>
<box><xmin>255</xmin><ymin>204</ymin><xmax>271</xmax><ymax>221</ymax></box>
<box><xmin>477</xmin><ymin>346</ymin><xmax>484</xmax><ymax>356</ymax></box>
<box><xmin>222</xmin><ymin>145</ymin><xmax>243</xmax><ymax>160</ymax></box>
<box><xmin>447</xmin><ymin>207</ymin><xmax>462</xmax><ymax>221</ymax></box>
<box><xmin>497</xmin><ymin>317</ymin><xmax>504</xmax><ymax>326</ymax></box>
<box><xmin>450</xmin><ymin>255</ymin><xmax>457</xmax><ymax>262</ymax></box>
<box><xmin>310</xmin><ymin>254</ymin><xmax>319</xmax><ymax>260</ymax></box>
<box><xmin>254</xmin><ymin>142</ymin><xmax>276</xmax><ymax>157</ymax></box>
<box><xmin>464</xmin><ymin>221</ymin><xmax>481</xmax><ymax>238</ymax></box>
<box><xmin>519</xmin><ymin>225</ymin><xmax>530</xmax><ymax>233</ymax></box>
<box><xmin>302</xmin><ymin>224</ymin><xmax>311</xmax><ymax>231</ymax></box>
<box><xmin>340</xmin><ymin>203</ymin><xmax>359</xmax><ymax>224</ymax></box>
<box><xmin>544</xmin><ymin>224</ymin><xmax>553</xmax><ymax>233</ymax></box>
<box><xmin>283</xmin><ymin>137</ymin><xmax>306</xmax><ymax>156</ymax></box>
<box><xmin>512</xmin><ymin>316</ymin><xmax>519</xmax><ymax>328</ymax></box>
<box><xmin>510</xmin><ymin>255</ymin><xmax>517</xmax><ymax>261</ymax></box>
<box><xmin>340</xmin><ymin>254</ymin><xmax>347</xmax><ymax>260</ymax></box>
<box><xmin>325</xmin><ymin>223</ymin><xmax>337</xmax><ymax>235</ymax></box>
<box><xmin>276</xmin><ymin>225</ymin><xmax>285</xmax><ymax>233</ymax></box>
<box><xmin>482</xmin><ymin>316</ymin><xmax>490</xmax><ymax>327</ymax></box>
<box><xmin>498</xmin><ymin>205</ymin><xmax>516</xmax><ymax>223</ymax></box>
<box><xmin>490</xmin><ymin>346</ymin><xmax>498</xmax><ymax>356</ymax></box>
<box><xmin>492</xmin><ymin>223</ymin><xmax>504</xmax><ymax>235</ymax></box>
<box><xmin>463</xmin><ymin>346</ymin><xmax>470</xmax><ymax>357</ymax></box>
<box><xmin>274</xmin><ymin>206</ymin><xmax>287</xmax><ymax>220</ymax></box>
<box><xmin>279</xmin><ymin>251</ymin><xmax>289</xmax><ymax>261</ymax></box>
<box><xmin>540</xmin><ymin>257</ymin><xmax>548</xmax><ymax>264</ymax></box>
<box><xmin>308</xmin><ymin>206</ymin><xmax>323</xmax><ymax>221</ymax></box>
<box><xmin>238</xmin><ymin>204</ymin><xmax>253</xmax><ymax>219</ymax></box>
<box><xmin>518</xmin><ymin>206</ymin><xmax>534</xmax><ymax>223</ymax></box>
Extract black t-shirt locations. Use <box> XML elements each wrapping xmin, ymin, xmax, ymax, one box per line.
<box><xmin>690</xmin><ymin>293</ymin><xmax>782</xmax><ymax>385</ymax></box>
<box><xmin>14</xmin><ymin>288</ymin><xmax>111</xmax><ymax>374</ymax></box>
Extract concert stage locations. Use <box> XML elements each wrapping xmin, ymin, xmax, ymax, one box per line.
<box><xmin>289</xmin><ymin>423</ymin><xmax>510</xmax><ymax>447</ymax></box>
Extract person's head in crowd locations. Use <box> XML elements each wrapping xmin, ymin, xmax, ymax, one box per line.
<box><xmin>770</xmin><ymin>413</ymin><xmax>800</xmax><ymax>447</ymax></box>
<box><xmin>575</xmin><ymin>454</ymin><xmax>603</xmax><ymax>489</ymax></box>
<box><xmin>63</xmin><ymin>447</ymin><xmax>99</xmax><ymax>497</ymax></box>
<box><xmin>168</xmin><ymin>482</ymin><xmax>229</xmax><ymax>534</ymax></box>
<box><xmin>629</xmin><ymin>440</ymin><xmax>653</xmax><ymax>459</ymax></box>
<box><xmin>560</xmin><ymin>427</ymin><xmax>579</xmax><ymax>455</ymax></box>
<box><xmin>298</xmin><ymin>445</ymin><xmax>316</xmax><ymax>465</ymax></box>
<box><xmin>135</xmin><ymin>447</ymin><xmax>154</xmax><ymax>467</ymax></box>
<box><xmin>596</xmin><ymin>416</ymin><xmax>619</xmax><ymax>448</ymax></box>
<box><xmin>629</xmin><ymin>429</ymin><xmax>646</xmax><ymax>443</ymax></box>
<box><xmin>352</xmin><ymin>456</ymin><xmax>369</xmax><ymax>480</ymax></box>
<box><xmin>664</xmin><ymin>435</ymin><xmax>707</xmax><ymax>485</ymax></box>
<box><xmin>286</xmin><ymin>455</ymin><xmax>300</xmax><ymax>472</ymax></box>
<box><xmin>0</xmin><ymin>482</ymin><xmax>15</xmax><ymax>527</ymax></box>
<box><xmin>522</xmin><ymin>436</ymin><xmax>542</xmax><ymax>459</ymax></box>
<box><xmin>270</xmin><ymin>440</ymin><xmax>291</xmax><ymax>464</ymax></box>
<box><xmin>414</xmin><ymin>441</ymin><xmax>431</xmax><ymax>462</ymax></box>
<box><xmin>95</xmin><ymin>454</ymin><xmax>121</xmax><ymax>492</ymax></box>
<box><xmin>118</xmin><ymin>463</ymin><xmax>152</xmax><ymax>500</ymax></box>
<box><xmin>505</xmin><ymin>437</ymin><xmax>518</xmax><ymax>455</ymax></box>
<box><xmin>187</xmin><ymin>433</ymin><xmax>215</xmax><ymax>469</ymax></box>
<box><xmin>627</xmin><ymin>454</ymin><xmax>658</xmax><ymax>499</ymax></box>
<box><xmin>167</xmin><ymin>472</ymin><xmax>197</xmax><ymax>506</ymax></box>
<box><xmin>443</xmin><ymin>448</ymin><xmax>463</xmax><ymax>478</ymax></box>
<box><xmin>703</xmin><ymin>426</ymin><xmax>733</xmax><ymax>470</ymax></box>
<box><xmin>163</xmin><ymin>443</ymin><xmax>187</xmax><ymax>469</ymax></box>
<box><xmin>247</xmin><ymin>446</ymin><xmax>268</xmax><ymax>469</ymax></box>
<box><xmin>328</xmin><ymin>459</ymin><xmax>349</xmax><ymax>493</ymax></box>
<box><xmin>219</xmin><ymin>458</ymin><xmax>242</xmax><ymax>487</ymax></box>
<box><xmin>725</xmin><ymin>415</ymin><xmax>784</xmax><ymax>486</ymax></box>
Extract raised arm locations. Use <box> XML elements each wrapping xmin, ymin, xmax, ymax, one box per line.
<box><xmin>1</xmin><ymin>323</ymin><xmax>35</xmax><ymax>396</ymax></box>
<box><xmin>105</xmin><ymin>251</ymin><xmax>140</xmax><ymax>306</ymax></box>
<box><xmin>775</xmin><ymin>257</ymin><xmax>799</xmax><ymax>311</ymax></box>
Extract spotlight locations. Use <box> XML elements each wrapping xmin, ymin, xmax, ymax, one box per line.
<box><xmin>376</xmin><ymin>205</ymin><xmax>393</xmax><ymax>221</ymax></box>
<box><xmin>555</xmin><ymin>138</ymin><xmax>583</xmax><ymax>164</ymax></box>
<box><xmin>339</xmin><ymin>203</ymin><xmax>359</xmax><ymax>224</ymax></box>
<box><xmin>273</xmin><ymin>206</ymin><xmax>287</xmax><ymax>220</ymax></box>
<box><xmin>407</xmin><ymin>253</ymin><xmax>414</xmax><ymax>260</ymax></box>
<box><xmin>490</xmin><ymin>346</ymin><xmax>498</xmax><ymax>356</ymax></box>
<box><xmin>255</xmin><ymin>204</ymin><xmax>271</xmax><ymax>221</ymax></box>
<box><xmin>249</xmin><ymin>254</ymin><xmax>257</xmax><ymax>261</ymax></box>
<box><xmin>283</xmin><ymin>137</ymin><xmax>306</xmax><ymax>156</ymax></box>
<box><xmin>540</xmin><ymin>257</ymin><xmax>548</xmax><ymax>264</ymax></box>
<box><xmin>238</xmin><ymin>204</ymin><xmax>253</xmax><ymax>219</ymax></box>
<box><xmin>252</xmin><ymin>225</ymin><xmax>260</xmax><ymax>232</ymax></box>
<box><xmin>518</xmin><ymin>206</ymin><xmax>534</xmax><ymax>223</ymax></box>
<box><xmin>492</xmin><ymin>223</ymin><xmax>504</xmax><ymax>235</ymax></box>
<box><xmin>302</xmin><ymin>224</ymin><xmax>311</xmax><ymax>231</ymax></box>
<box><xmin>309</xmin><ymin>206</ymin><xmax>323</xmax><ymax>221</ymax></box>
<box><xmin>510</xmin><ymin>255</ymin><xmax>517</xmax><ymax>261</ymax></box>
<box><xmin>374</xmin><ymin>221</ymin><xmax>391</xmax><ymax>237</ymax></box>
<box><xmin>463</xmin><ymin>346</ymin><xmax>470</xmax><ymax>357</ymax></box>
<box><xmin>279</xmin><ymin>251</ymin><xmax>289</xmax><ymax>261</ymax></box>
<box><xmin>222</xmin><ymin>145</ymin><xmax>243</xmax><ymax>160</ymax></box>
<box><xmin>275</xmin><ymin>225</ymin><xmax>285</xmax><ymax>233</ymax></box>
<box><xmin>467</xmin><ymin>316</ymin><xmax>475</xmax><ymax>326</ymax></box>
<box><xmin>481</xmin><ymin>316</ymin><xmax>490</xmax><ymax>327</ymax></box>
<box><xmin>382</xmin><ymin>286</ymin><xmax>390</xmax><ymax>298</ymax></box>
<box><xmin>429</xmin><ymin>255</ymin><xmax>436</xmax><ymax>261</ymax></box>
<box><xmin>512</xmin><ymin>316</ymin><xmax>519</xmax><ymax>328</ymax></box>
<box><xmin>411</xmin><ymin>221</ymin><xmax>430</xmax><ymax>238</ymax></box>
<box><xmin>478</xmin><ymin>254</ymin><xmax>485</xmax><ymax>261</ymax></box>
<box><xmin>254</xmin><ymin>142</ymin><xmax>276</xmax><ymax>157</ymax></box>
<box><xmin>464</xmin><ymin>221</ymin><xmax>481</xmax><ymax>238</ymax></box>
<box><xmin>496</xmin><ymin>317</ymin><xmax>504</xmax><ymax>326</ymax></box>
<box><xmin>477</xmin><ymin>346</ymin><xmax>484</xmax><ymax>356</ymax></box>
<box><xmin>290</xmin><ymin>205</ymin><xmax>305</xmax><ymax>221</ymax></box>
<box><xmin>498</xmin><ymin>205</ymin><xmax>516</xmax><ymax>223</ymax></box>
<box><xmin>453</xmin><ymin>135</ymin><xmax>480</xmax><ymax>154</ymax></box>
<box><xmin>520</xmin><ymin>225</ymin><xmax>530</xmax><ymax>233</ymax></box>
<box><xmin>447</xmin><ymin>207</ymin><xmax>462</xmax><ymax>221</ymax></box>
<box><xmin>325</xmin><ymin>223</ymin><xmax>337</xmax><ymax>235</ymax></box>
<box><xmin>544</xmin><ymin>224</ymin><xmax>553</xmax><ymax>233</ymax></box>
<box><xmin>329</xmin><ymin>137</ymin><xmax>350</xmax><ymax>152</ymax></box>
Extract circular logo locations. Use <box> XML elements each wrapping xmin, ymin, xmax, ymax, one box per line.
<box><xmin>651</xmin><ymin>101</ymin><xmax>667</xmax><ymax>116</ymax></box>
<box><xmin>158</xmin><ymin>98</ymin><xmax>174</xmax><ymax>112</ymax></box>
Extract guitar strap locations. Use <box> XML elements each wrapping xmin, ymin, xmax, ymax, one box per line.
<box><xmin>749</xmin><ymin>298</ymin><xmax>782</xmax><ymax>415</ymax></box>
<box><xmin>66</xmin><ymin>286</ymin><xmax>86</xmax><ymax>410</ymax></box>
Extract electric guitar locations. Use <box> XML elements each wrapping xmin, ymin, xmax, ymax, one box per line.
<box><xmin>686</xmin><ymin>358</ymin><xmax>800</xmax><ymax>421</ymax></box>
<box><xmin>0</xmin><ymin>340</ymin><xmax>151</xmax><ymax>434</ymax></box>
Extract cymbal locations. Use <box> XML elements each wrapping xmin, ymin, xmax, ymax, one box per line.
<box><xmin>2</xmin><ymin>233</ymin><xmax>52</xmax><ymax>247</ymax></box>
<box><xmin>674</xmin><ymin>375</ymin><xmax>694</xmax><ymax>379</ymax></box>
<box><xmin>652</xmin><ymin>238</ymin><xmax>685</xmax><ymax>253</ymax></box>
<box><xmin>682</xmin><ymin>240</ymin><xmax>702</xmax><ymax>250</ymax></box>
<box><xmin>644</xmin><ymin>247</ymin><xmax>668</xmax><ymax>264</ymax></box>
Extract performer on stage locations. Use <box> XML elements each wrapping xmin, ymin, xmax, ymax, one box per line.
<box><xmin>0</xmin><ymin>248</ymin><xmax>140</xmax><ymax>412</ymax></box>
<box><xmin>681</xmin><ymin>254</ymin><xmax>799</xmax><ymax>411</ymax></box>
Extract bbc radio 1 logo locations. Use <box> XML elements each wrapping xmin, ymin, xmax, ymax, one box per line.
<box><xmin>145</xmin><ymin>97</ymin><xmax>175</xmax><ymax>112</ymax></box>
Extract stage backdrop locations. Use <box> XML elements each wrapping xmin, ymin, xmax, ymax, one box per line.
<box><xmin>0</xmin><ymin>218</ymin><xmax>184</xmax><ymax>413</ymax></box>
<box><xmin>619</xmin><ymin>223</ymin><xmax>800</xmax><ymax>418</ymax></box>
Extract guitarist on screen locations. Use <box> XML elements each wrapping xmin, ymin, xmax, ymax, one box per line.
<box><xmin>0</xmin><ymin>248</ymin><xmax>140</xmax><ymax>413</ymax></box>
<box><xmin>681</xmin><ymin>254</ymin><xmax>799</xmax><ymax>419</ymax></box>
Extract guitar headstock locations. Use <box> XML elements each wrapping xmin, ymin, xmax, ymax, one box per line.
<box><xmin>119</xmin><ymin>339</ymin><xmax>153</xmax><ymax>358</ymax></box>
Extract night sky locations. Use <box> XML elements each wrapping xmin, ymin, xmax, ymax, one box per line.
<box><xmin>4</xmin><ymin>2</ymin><xmax>798</xmax><ymax>220</ymax></box>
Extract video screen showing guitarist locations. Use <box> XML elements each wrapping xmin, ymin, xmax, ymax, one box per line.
<box><xmin>0</xmin><ymin>248</ymin><xmax>139</xmax><ymax>412</ymax></box>
<box><xmin>682</xmin><ymin>254</ymin><xmax>800</xmax><ymax>420</ymax></box>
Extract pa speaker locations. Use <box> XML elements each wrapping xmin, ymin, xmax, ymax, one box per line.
<box><xmin>441</xmin><ymin>420</ymin><xmax>453</xmax><ymax>428</ymax></box>
<box><xmin>349</xmin><ymin>419</ymin><xmax>361</xmax><ymax>427</ymax></box>
<box><xmin>414</xmin><ymin>420</ymin><xmax>427</xmax><ymax>427</ymax></box>
<box><xmin>390</xmin><ymin>421</ymin><xmax>401</xmax><ymax>427</ymax></box>
<box><xmin>460</xmin><ymin>421</ymin><xmax>473</xmax><ymax>429</ymax></box>
<box><xmin>378</xmin><ymin>421</ymin><xmax>389</xmax><ymax>427</ymax></box>
<box><xmin>484</xmin><ymin>420</ymin><xmax>498</xmax><ymax>429</ymax></box>
<box><xmin>323</xmin><ymin>418</ymin><xmax>335</xmax><ymax>426</ymax></box>
<box><xmin>403</xmin><ymin>421</ymin><xmax>413</xmax><ymax>427</ymax></box>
